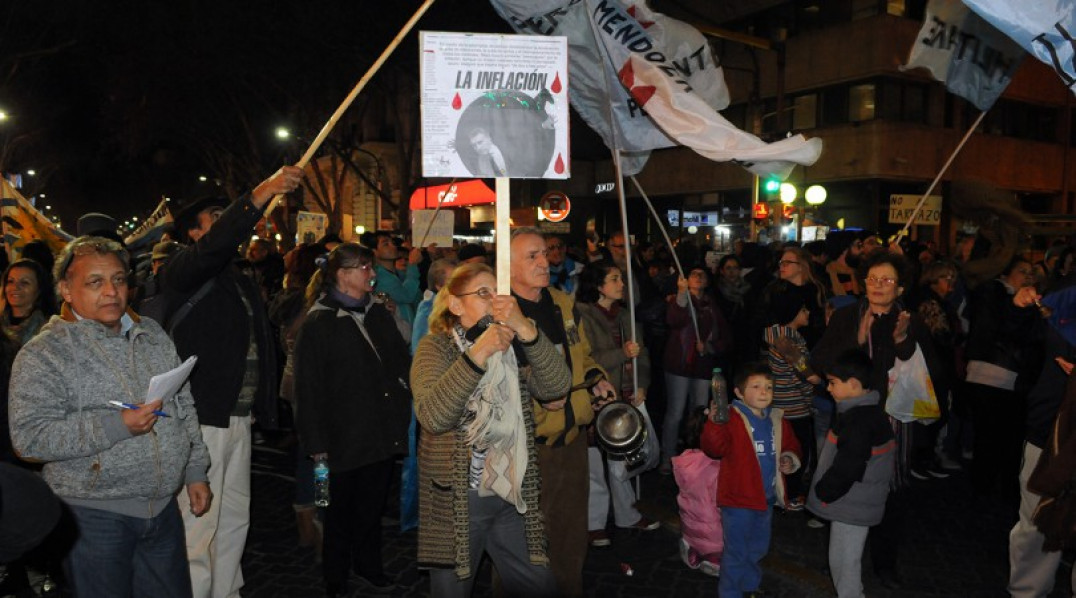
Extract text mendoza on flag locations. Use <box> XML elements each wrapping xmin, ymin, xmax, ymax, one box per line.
<box><xmin>490</xmin><ymin>0</ymin><xmax>822</xmax><ymax>178</ymax></box>
<box><xmin>903</xmin><ymin>0</ymin><xmax>1024</xmax><ymax>111</ymax></box>
<box><xmin>962</xmin><ymin>0</ymin><xmax>1076</xmax><ymax>93</ymax></box>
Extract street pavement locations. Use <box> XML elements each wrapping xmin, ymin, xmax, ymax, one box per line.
<box><xmin>242</xmin><ymin>441</ymin><xmax>1074</xmax><ymax>597</ymax></box>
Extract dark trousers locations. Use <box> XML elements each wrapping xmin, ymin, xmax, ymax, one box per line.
<box><xmin>537</xmin><ymin>435</ymin><xmax>588</xmax><ymax>598</ymax></box>
<box><xmin>719</xmin><ymin>506</ymin><xmax>771</xmax><ymax>598</ymax></box>
<box><xmin>65</xmin><ymin>499</ymin><xmax>191</xmax><ymax>598</ymax></box>
<box><xmin>430</xmin><ymin>491</ymin><xmax>557</xmax><ymax>598</ymax></box>
<box><xmin>968</xmin><ymin>382</ymin><xmax>1024</xmax><ymax>496</ymax></box>
<box><xmin>322</xmin><ymin>458</ymin><xmax>394</xmax><ymax>590</ymax></box>
<box><xmin>786</xmin><ymin>416</ymin><xmax>815</xmax><ymax>499</ymax></box>
<box><xmin>869</xmin><ymin>488</ymin><xmax>906</xmax><ymax>576</ymax></box>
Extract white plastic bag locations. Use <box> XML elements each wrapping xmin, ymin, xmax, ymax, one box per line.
<box><xmin>886</xmin><ymin>344</ymin><xmax>941</xmax><ymax>423</ymax></box>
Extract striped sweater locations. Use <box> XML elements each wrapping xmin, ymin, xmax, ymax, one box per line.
<box><xmin>411</xmin><ymin>329</ymin><xmax>571</xmax><ymax>579</ymax></box>
<box><xmin>763</xmin><ymin>325</ymin><xmax>815</xmax><ymax>419</ymax></box>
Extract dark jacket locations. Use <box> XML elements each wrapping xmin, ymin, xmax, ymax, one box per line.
<box><xmin>811</xmin><ymin>300</ymin><xmax>937</xmax><ymax>406</ymax></box>
<box><xmin>807</xmin><ymin>390</ymin><xmax>895</xmax><ymax>526</ymax></box>
<box><xmin>909</xmin><ymin>287</ymin><xmax>962</xmax><ymax>404</ymax></box>
<box><xmin>159</xmin><ymin>195</ymin><xmax>279</xmax><ymax>429</ymax></box>
<box><xmin>664</xmin><ymin>290</ymin><xmax>731</xmax><ymax>379</ymax></box>
<box><xmin>965</xmin><ymin>279</ymin><xmax>1041</xmax><ymax>391</ymax></box>
<box><xmin>1025</xmin><ymin>326</ymin><xmax>1075</xmax><ymax>448</ymax></box>
<box><xmin>294</xmin><ymin>296</ymin><xmax>411</xmax><ymax>473</ymax></box>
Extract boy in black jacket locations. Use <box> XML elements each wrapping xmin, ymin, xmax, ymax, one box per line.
<box><xmin>807</xmin><ymin>350</ymin><xmax>895</xmax><ymax>598</ymax></box>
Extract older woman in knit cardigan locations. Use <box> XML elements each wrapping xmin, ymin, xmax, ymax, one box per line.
<box><xmin>411</xmin><ymin>262</ymin><xmax>570</xmax><ymax>598</ymax></box>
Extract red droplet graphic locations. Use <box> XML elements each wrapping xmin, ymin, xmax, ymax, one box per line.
<box><xmin>553</xmin><ymin>153</ymin><xmax>565</xmax><ymax>174</ymax></box>
<box><xmin>551</xmin><ymin>73</ymin><xmax>562</xmax><ymax>94</ymax></box>
<box><xmin>451</xmin><ymin>93</ymin><xmax>462</xmax><ymax>110</ymax></box>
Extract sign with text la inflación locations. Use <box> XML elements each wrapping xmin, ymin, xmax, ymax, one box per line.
<box><xmin>888</xmin><ymin>194</ymin><xmax>942</xmax><ymax>226</ymax></box>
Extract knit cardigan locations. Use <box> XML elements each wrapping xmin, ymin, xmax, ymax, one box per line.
<box><xmin>411</xmin><ymin>329</ymin><xmax>571</xmax><ymax>579</ymax></box>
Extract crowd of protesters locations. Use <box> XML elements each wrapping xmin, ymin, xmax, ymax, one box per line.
<box><xmin>1</xmin><ymin>169</ymin><xmax>1076</xmax><ymax>598</ymax></box>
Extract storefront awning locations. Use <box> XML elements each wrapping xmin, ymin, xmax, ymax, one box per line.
<box><xmin>409</xmin><ymin>179</ymin><xmax>496</xmax><ymax>210</ymax></box>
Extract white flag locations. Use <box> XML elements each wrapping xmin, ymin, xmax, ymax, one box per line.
<box><xmin>903</xmin><ymin>0</ymin><xmax>1024</xmax><ymax>111</ymax></box>
<box><xmin>491</xmin><ymin>0</ymin><xmax>821</xmax><ymax>177</ymax></box>
<box><xmin>963</xmin><ymin>0</ymin><xmax>1076</xmax><ymax>94</ymax></box>
<box><xmin>124</xmin><ymin>198</ymin><xmax>174</xmax><ymax>250</ymax></box>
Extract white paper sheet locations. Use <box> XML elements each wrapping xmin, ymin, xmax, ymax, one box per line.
<box><xmin>146</xmin><ymin>356</ymin><xmax>198</xmax><ymax>401</ymax></box>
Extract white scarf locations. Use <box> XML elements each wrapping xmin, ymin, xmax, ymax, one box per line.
<box><xmin>453</xmin><ymin>325</ymin><xmax>529</xmax><ymax>513</ymax></box>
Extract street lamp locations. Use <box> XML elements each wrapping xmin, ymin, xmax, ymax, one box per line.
<box><xmin>805</xmin><ymin>185</ymin><xmax>827</xmax><ymax>205</ymax></box>
<box><xmin>0</xmin><ymin>111</ymin><xmax>7</xmax><ymax>122</ymax></box>
<box><xmin>779</xmin><ymin>183</ymin><xmax>798</xmax><ymax>204</ymax></box>
<box><xmin>275</xmin><ymin>127</ymin><xmax>290</xmax><ymax>140</ymax></box>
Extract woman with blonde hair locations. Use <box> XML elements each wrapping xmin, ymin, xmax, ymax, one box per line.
<box><xmin>411</xmin><ymin>262</ymin><xmax>570</xmax><ymax>597</ymax></box>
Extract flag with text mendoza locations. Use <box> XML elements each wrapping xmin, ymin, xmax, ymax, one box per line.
<box><xmin>490</xmin><ymin>0</ymin><xmax>823</xmax><ymax>178</ymax></box>
<box><xmin>962</xmin><ymin>0</ymin><xmax>1076</xmax><ymax>94</ymax></box>
<box><xmin>124</xmin><ymin>197</ymin><xmax>173</xmax><ymax>251</ymax></box>
<box><xmin>0</xmin><ymin>178</ymin><xmax>72</xmax><ymax>260</ymax></box>
<box><xmin>903</xmin><ymin>0</ymin><xmax>1024</xmax><ymax>111</ymax></box>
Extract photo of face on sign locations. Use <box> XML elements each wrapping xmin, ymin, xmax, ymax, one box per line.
<box><xmin>454</xmin><ymin>88</ymin><xmax>561</xmax><ymax>179</ymax></box>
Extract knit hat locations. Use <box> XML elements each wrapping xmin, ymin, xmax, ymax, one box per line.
<box><xmin>770</xmin><ymin>287</ymin><xmax>806</xmax><ymax>326</ymax></box>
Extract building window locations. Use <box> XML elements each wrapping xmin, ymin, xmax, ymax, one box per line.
<box><xmin>878</xmin><ymin>80</ymin><xmax>927</xmax><ymax>123</ymax></box>
<box><xmin>851</xmin><ymin>0</ymin><xmax>883</xmax><ymax>20</ymax></box>
<box><xmin>792</xmin><ymin>94</ymin><xmax>818</xmax><ymax>130</ymax></box>
<box><xmin>977</xmin><ymin>99</ymin><xmax>1059</xmax><ymax>142</ymax></box>
<box><xmin>849</xmin><ymin>84</ymin><xmax>876</xmax><ymax>122</ymax></box>
<box><xmin>821</xmin><ymin>86</ymin><xmax>848</xmax><ymax>126</ymax></box>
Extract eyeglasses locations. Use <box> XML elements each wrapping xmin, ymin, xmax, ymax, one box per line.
<box><xmin>547</xmin><ymin>244</ymin><xmax>564</xmax><ymax>251</ymax></box>
<box><xmin>58</xmin><ymin>238</ymin><xmax>129</xmax><ymax>280</ymax></box>
<box><xmin>341</xmin><ymin>263</ymin><xmax>372</xmax><ymax>272</ymax></box>
<box><xmin>71</xmin><ymin>239</ymin><xmax>123</xmax><ymax>257</ymax></box>
<box><xmin>865</xmin><ymin>276</ymin><xmax>897</xmax><ymax>287</ymax></box>
<box><xmin>778</xmin><ymin>260</ymin><xmax>800</xmax><ymax>267</ymax></box>
<box><xmin>456</xmin><ymin>288</ymin><xmax>494</xmax><ymax>300</ymax></box>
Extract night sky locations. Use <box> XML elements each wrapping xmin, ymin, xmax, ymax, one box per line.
<box><xmin>0</xmin><ymin>0</ymin><xmax>511</xmax><ymax>228</ymax></box>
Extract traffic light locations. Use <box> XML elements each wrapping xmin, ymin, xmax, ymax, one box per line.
<box><xmin>762</xmin><ymin>176</ymin><xmax>781</xmax><ymax>198</ymax></box>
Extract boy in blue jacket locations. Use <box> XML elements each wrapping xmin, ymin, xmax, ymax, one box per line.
<box><xmin>807</xmin><ymin>350</ymin><xmax>895</xmax><ymax>598</ymax></box>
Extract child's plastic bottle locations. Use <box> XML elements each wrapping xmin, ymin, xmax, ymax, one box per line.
<box><xmin>313</xmin><ymin>457</ymin><xmax>330</xmax><ymax>507</ymax></box>
<box><xmin>711</xmin><ymin>368</ymin><xmax>729</xmax><ymax>424</ymax></box>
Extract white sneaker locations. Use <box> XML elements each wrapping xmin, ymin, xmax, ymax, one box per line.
<box><xmin>679</xmin><ymin>538</ymin><xmax>700</xmax><ymax>569</ymax></box>
<box><xmin>699</xmin><ymin>560</ymin><xmax>720</xmax><ymax>577</ymax></box>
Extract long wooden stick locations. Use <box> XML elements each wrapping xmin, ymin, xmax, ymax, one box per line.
<box><xmin>611</xmin><ymin>150</ymin><xmax>639</xmax><ymax>394</ymax></box>
<box><xmin>417</xmin><ymin>177</ymin><xmax>457</xmax><ymax>248</ymax></box>
<box><xmin>895</xmin><ymin>110</ymin><xmax>987</xmax><ymax>242</ymax></box>
<box><xmin>267</xmin><ymin>0</ymin><xmax>438</xmax><ymax>214</ymax></box>
<box><xmin>630</xmin><ymin>175</ymin><xmax>701</xmax><ymax>343</ymax></box>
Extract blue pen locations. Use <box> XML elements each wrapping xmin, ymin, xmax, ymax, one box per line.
<box><xmin>109</xmin><ymin>400</ymin><xmax>170</xmax><ymax>417</ymax></box>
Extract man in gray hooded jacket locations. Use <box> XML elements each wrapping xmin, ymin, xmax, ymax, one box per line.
<box><xmin>8</xmin><ymin>236</ymin><xmax>210</xmax><ymax>598</ymax></box>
